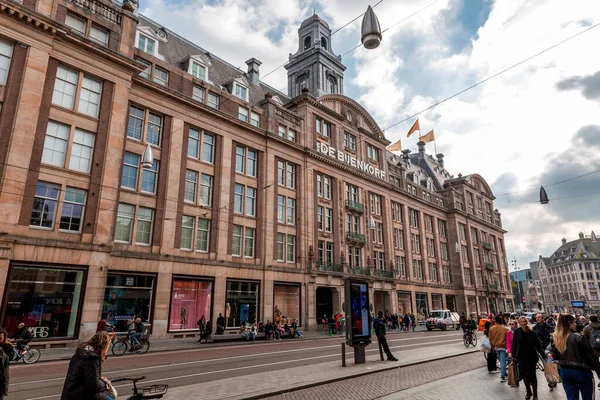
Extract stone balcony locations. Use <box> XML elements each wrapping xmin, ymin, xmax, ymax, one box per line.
<box><xmin>346</xmin><ymin>231</ymin><xmax>366</xmax><ymax>245</ymax></box>
<box><xmin>69</xmin><ymin>0</ymin><xmax>123</xmax><ymax>25</ymax></box>
<box><xmin>316</xmin><ymin>262</ymin><xmax>344</xmax><ymax>273</ymax></box>
<box><xmin>345</xmin><ymin>200</ymin><xmax>365</xmax><ymax>214</ymax></box>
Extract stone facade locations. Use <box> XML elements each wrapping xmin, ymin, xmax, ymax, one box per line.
<box><xmin>0</xmin><ymin>0</ymin><xmax>512</xmax><ymax>347</ymax></box>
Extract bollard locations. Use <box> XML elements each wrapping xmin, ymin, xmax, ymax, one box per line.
<box><xmin>378</xmin><ymin>338</ymin><xmax>384</xmax><ymax>361</ymax></box>
<box><xmin>341</xmin><ymin>343</ymin><xmax>346</xmax><ymax>367</ymax></box>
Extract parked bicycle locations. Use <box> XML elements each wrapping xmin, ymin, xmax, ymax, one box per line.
<box><xmin>111</xmin><ymin>376</ymin><xmax>168</xmax><ymax>400</ymax></box>
<box><xmin>111</xmin><ymin>332</ymin><xmax>150</xmax><ymax>356</ymax></box>
<box><xmin>463</xmin><ymin>329</ymin><xmax>477</xmax><ymax>348</ymax></box>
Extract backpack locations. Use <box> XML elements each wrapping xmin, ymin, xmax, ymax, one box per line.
<box><xmin>590</xmin><ymin>327</ymin><xmax>600</xmax><ymax>351</ymax></box>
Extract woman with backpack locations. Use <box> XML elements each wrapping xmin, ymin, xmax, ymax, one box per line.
<box><xmin>551</xmin><ymin>313</ymin><xmax>600</xmax><ymax>400</ymax></box>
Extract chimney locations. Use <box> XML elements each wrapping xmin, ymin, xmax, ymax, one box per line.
<box><xmin>579</xmin><ymin>232</ymin><xmax>585</xmax><ymax>240</ymax></box>
<box><xmin>245</xmin><ymin>58</ymin><xmax>262</xmax><ymax>85</ymax></box>
<box><xmin>417</xmin><ymin>141</ymin><xmax>426</xmax><ymax>159</ymax></box>
<box><xmin>436</xmin><ymin>153</ymin><xmax>444</xmax><ymax>168</ymax></box>
<box><xmin>562</xmin><ymin>238</ymin><xmax>567</xmax><ymax>245</ymax></box>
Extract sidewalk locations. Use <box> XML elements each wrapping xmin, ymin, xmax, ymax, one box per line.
<box><xmin>36</xmin><ymin>325</ymin><xmax>431</xmax><ymax>362</ymax></box>
<box><xmin>164</xmin><ymin>336</ymin><xmax>478</xmax><ymax>399</ymax></box>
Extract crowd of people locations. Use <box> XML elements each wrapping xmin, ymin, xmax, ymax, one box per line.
<box><xmin>475</xmin><ymin>312</ymin><xmax>600</xmax><ymax>400</ymax></box>
<box><xmin>370</xmin><ymin>311</ymin><xmax>417</xmax><ymax>332</ymax></box>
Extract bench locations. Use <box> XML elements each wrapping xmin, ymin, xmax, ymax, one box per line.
<box><xmin>210</xmin><ymin>330</ymin><xmax>292</xmax><ymax>342</ymax></box>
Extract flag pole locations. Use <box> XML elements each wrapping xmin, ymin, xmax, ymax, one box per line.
<box><xmin>433</xmin><ymin>129</ymin><xmax>437</xmax><ymax>155</ymax></box>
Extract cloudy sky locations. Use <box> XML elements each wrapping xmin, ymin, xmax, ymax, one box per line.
<box><xmin>140</xmin><ymin>0</ymin><xmax>600</xmax><ymax>269</ymax></box>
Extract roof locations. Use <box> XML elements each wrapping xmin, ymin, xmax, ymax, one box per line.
<box><xmin>138</xmin><ymin>15</ymin><xmax>289</xmax><ymax>105</ymax></box>
<box><xmin>546</xmin><ymin>237</ymin><xmax>600</xmax><ymax>265</ymax></box>
<box><xmin>300</xmin><ymin>14</ymin><xmax>330</xmax><ymax>30</ymax></box>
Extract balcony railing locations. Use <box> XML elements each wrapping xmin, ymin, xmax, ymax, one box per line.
<box><xmin>316</xmin><ymin>262</ymin><xmax>344</xmax><ymax>273</ymax></box>
<box><xmin>488</xmin><ymin>283</ymin><xmax>499</xmax><ymax>291</ymax></box>
<box><xmin>348</xmin><ymin>265</ymin><xmax>370</xmax><ymax>276</ymax></box>
<box><xmin>485</xmin><ymin>263</ymin><xmax>495</xmax><ymax>271</ymax></box>
<box><xmin>70</xmin><ymin>0</ymin><xmax>123</xmax><ymax>25</ymax></box>
<box><xmin>482</xmin><ymin>242</ymin><xmax>492</xmax><ymax>250</ymax></box>
<box><xmin>372</xmin><ymin>269</ymin><xmax>395</xmax><ymax>279</ymax></box>
<box><xmin>345</xmin><ymin>200</ymin><xmax>365</xmax><ymax>213</ymax></box>
<box><xmin>346</xmin><ymin>231</ymin><xmax>366</xmax><ymax>244</ymax></box>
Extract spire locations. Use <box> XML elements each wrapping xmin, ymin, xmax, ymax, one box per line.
<box><xmin>592</xmin><ymin>231</ymin><xmax>598</xmax><ymax>242</ymax></box>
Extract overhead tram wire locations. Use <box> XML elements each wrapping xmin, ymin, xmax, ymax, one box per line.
<box><xmin>382</xmin><ymin>20</ymin><xmax>600</xmax><ymax>132</ymax></box>
<box><xmin>495</xmin><ymin>168</ymin><xmax>600</xmax><ymax>197</ymax></box>
<box><xmin>260</xmin><ymin>1</ymin><xmax>385</xmax><ymax>82</ymax></box>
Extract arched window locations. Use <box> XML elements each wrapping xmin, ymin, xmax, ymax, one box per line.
<box><xmin>321</xmin><ymin>36</ymin><xmax>327</xmax><ymax>50</ymax></box>
<box><xmin>328</xmin><ymin>77</ymin><xmax>336</xmax><ymax>94</ymax></box>
<box><xmin>299</xmin><ymin>77</ymin><xmax>307</xmax><ymax>91</ymax></box>
<box><xmin>304</xmin><ymin>36</ymin><xmax>312</xmax><ymax>50</ymax></box>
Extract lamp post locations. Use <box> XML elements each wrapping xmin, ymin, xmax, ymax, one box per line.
<box><xmin>511</xmin><ymin>256</ymin><xmax>522</xmax><ymax>311</ymax></box>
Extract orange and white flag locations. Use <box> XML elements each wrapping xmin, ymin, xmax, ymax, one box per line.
<box><xmin>387</xmin><ymin>140</ymin><xmax>402</xmax><ymax>152</ymax></box>
<box><xmin>406</xmin><ymin>119</ymin><xmax>420</xmax><ymax>137</ymax></box>
<box><xmin>419</xmin><ymin>129</ymin><xmax>435</xmax><ymax>143</ymax></box>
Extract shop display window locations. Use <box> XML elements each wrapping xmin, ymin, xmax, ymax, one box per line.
<box><xmin>102</xmin><ymin>273</ymin><xmax>154</xmax><ymax>332</ymax></box>
<box><xmin>415</xmin><ymin>292</ymin><xmax>429</xmax><ymax>322</ymax></box>
<box><xmin>225</xmin><ymin>280</ymin><xmax>258</xmax><ymax>328</ymax></box>
<box><xmin>273</xmin><ymin>284</ymin><xmax>300</xmax><ymax>325</ymax></box>
<box><xmin>169</xmin><ymin>278</ymin><xmax>212</xmax><ymax>331</ymax></box>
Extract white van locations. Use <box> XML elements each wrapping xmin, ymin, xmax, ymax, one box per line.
<box><xmin>425</xmin><ymin>310</ymin><xmax>455</xmax><ymax>331</ymax></box>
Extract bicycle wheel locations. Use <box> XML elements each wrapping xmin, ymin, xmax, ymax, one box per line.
<box><xmin>471</xmin><ymin>333</ymin><xmax>478</xmax><ymax>347</ymax></box>
<box><xmin>22</xmin><ymin>348</ymin><xmax>41</xmax><ymax>364</ymax></box>
<box><xmin>112</xmin><ymin>340</ymin><xmax>128</xmax><ymax>356</ymax></box>
<box><xmin>136</xmin><ymin>339</ymin><xmax>150</xmax><ymax>354</ymax></box>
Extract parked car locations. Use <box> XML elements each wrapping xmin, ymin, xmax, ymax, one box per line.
<box><xmin>426</xmin><ymin>310</ymin><xmax>454</xmax><ymax>331</ymax></box>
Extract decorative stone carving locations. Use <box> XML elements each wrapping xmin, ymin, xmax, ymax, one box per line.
<box><xmin>122</xmin><ymin>0</ymin><xmax>138</xmax><ymax>13</ymax></box>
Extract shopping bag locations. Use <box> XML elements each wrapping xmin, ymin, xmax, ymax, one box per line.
<box><xmin>544</xmin><ymin>361</ymin><xmax>561</xmax><ymax>384</ymax></box>
<box><xmin>481</xmin><ymin>335</ymin><xmax>491</xmax><ymax>353</ymax></box>
<box><xmin>507</xmin><ymin>362</ymin><xmax>516</xmax><ymax>387</ymax></box>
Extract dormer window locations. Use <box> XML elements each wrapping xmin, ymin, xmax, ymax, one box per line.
<box><xmin>191</xmin><ymin>61</ymin><xmax>206</xmax><ymax>81</ymax></box>
<box><xmin>137</xmin><ymin>34</ymin><xmax>155</xmax><ymax>55</ymax></box>
<box><xmin>304</xmin><ymin>36</ymin><xmax>311</xmax><ymax>50</ymax></box>
<box><xmin>234</xmin><ymin>83</ymin><xmax>248</xmax><ymax>101</ymax></box>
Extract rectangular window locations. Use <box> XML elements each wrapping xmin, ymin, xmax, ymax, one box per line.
<box><xmin>443</xmin><ymin>266</ymin><xmax>451</xmax><ymax>284</ymax></box>
<box><xmin>53</xmin><ymin>65</ymin><xmax>78</xmax><ymax>109</ymax></box>
<box><xmin>277</xmin><ymin>161</ymin><xmax>285</xmax><ymax>186</ymax></box>
<box><xmin>250</xmin><ymin>112</ymin><xmax>260</xmax><ymax>127</ymax></box>
<box><xmin>344</xmin><ymin>132</ymin><xmax>356</xmax><ymax>151</ymax></box>
<box><xmin>427</xmin><ymin>238</ymin><xmax>436</xmax><ymax>258</ymax></box>
<box><xmin>115</xmin><ymin>203</ymin><xmax>135</xmax><ymax>242</ymax></box>
<box><xmin>244</xmin><ymin>227</ymin><xmax>255</xmax><ymax>258</ymax></box>
<box><xmin>277</xmin><ymin>195</ymin><xmax>285</xmax><ymax>223</ymax></box>
<box><xmin>169</xmin><ymin>278</ymin><xmax>212</xmax><ymax>331</ymax></box>
<box><xmin>235</xmin><ymin>84</ymin><xmax>247</xmax><ymax>100</ymax></box>
<box><xmin>59</xmin><ymin>187</ymin><xmax>86</xmax><ymax>233</ymax></box>
<box><xmin>184</xmin><ymin>170</ymin><xmax>198</xmax><ymax>202</ymax></box>
<box><xmin>69</xmin><ymin>129</ymin><xmax>95</xmax><ymax>173</ymax></box>
<box><xmin>430</xmin><ymin>263</ymin><xmax>438</xmax><ymax>282</ymax></box>
<box><xmin>0</xmin><ymin>39</ymin><xmax>14</xmax><ymax>86</ymax></box>
<box><xmin>325</xmin><ymin>207</ymin><xmax>333</xmax><ymax>232</ymax></box>
<box><xmin>459</xmin><ymin>223</ymin><xmax>466</xmax><ymax>240</ymax></box>
<box><xmin>246</xmin><ymin>187</ymin><xmax>257</xmax><ymax>216</ymax></box>
<box><xmin>89</xmin><ymin>25</ymin><xmax>109</xmax><ymax>46</ymax></box>
<box><xmin>286</xmin><ymin>198</ymin><xmax>296</xmax><ymax>224</ymax></box>
<box><xmin>127</xmin><ymin>105</ymin><xmax>144</xmax><ymax>140</ymax></box>
<box><xmin>232</xmin><ymin>225</ymin><xmax>243</xmax><ymax>256</ymax></box>
<box><xmin>247</xmin><ymin>149</ymin><xmax>257</xmax><ymax>177</ymax></box>
<box><xmin>42</xmin><ymin>121</ymin><xmax>70</xmax><ymax>167</ymax></box>
<box><xmin>278</xmin><ymin>125</ymin><xmax>287</xmax><ymax>138</ymax></box>
<box><xmin>288</xmin><ymin>128</ymin><xmax>296</xmax><ymax>142</ymax></box>
<box><xmin>138</xmin><ymin>59</ymin><xmax>151</xmax><ymax>79</ymax></box>
<box><xmin>369</xmin><ymin>193</ymin><xmax>381</xmax><ymax>215</ymax></box>
<box><xmin>276</xmin><ymin>233</ymin><xmax>285</xmax><ymax>261</ymax></box>
<box><xmin>65</xmin><ymin>13</ymin><xmax>86</xmax><ymax>34</ymax></box>
<box><xmin>287</xmin><ymin>235</ymin><xmax>296</xmax><ymax>262</ymax></box>
<box><xmin>411</xmin><ymin>233</ymin><xmax>421</xmax><ymax>254</ymax></box>
<box><xmin>409</xmin><ymin>208</ymin><xmax>419</xmax><ymax>229</ymax></box>
<box><xmin>196</xmin><ymin>219</ymin><xmax>210</xmax><ymax>252</ymax></box>
<box><xmin>234</xmin><ymin>184</ymin><xmax>244</xmax><ymax>214</ymax></box>
<box><xmin>376</xmin><ymin>223</ymin><xmax>384</xmax><ymax>244</ymax></box>
<box><xmin>316</xmin><ymin>117</ymin><xmax>330</xmax><ymax>137</ymax></box>
<box><xmin>235</xmin><ymin>146</ymin><xmax>245</xmax><ymax>174</ymax></box>
<box><xmin>78</xmin><ymin>75</ymin><xmax>102</xmax><ymax>117</ymax></box>
<box><xmin>424</xmin><ymin>215</ymin><xmax>433</xmax><ymax>233</ymax></box>
<box><xmin>399</xmin><ymin>256</ymin><xmax>407</xmax><ymax>277</ymax></box>
<box><xmin>188</xmin><ymin>128</ymin><xmax>200</xmax><ymax>159</ymax></box>
<box><xmin>441</xmin><ymin>242</ymin><xmax>448</xmax><ymax>260</ymax></box>
<box><xmin>191</xmin><ymin>61</ymin><xmax>206</xmax><ymax>80</ymax></box>
<box><xmin>317</xmin><ymin>206</ymin><xmax>323</xmax><ymax>230</ymax></box>
<box><xmin>135</xmin><ymin>207</ymin><xmax>154</xmax><ymax>245</ymax></box>
<box><xmin>137</xmin><ymin>34</ymin><xmax>155</xmax><ymax>54</ymax></box>
<box><xmin>103</xmin><ymin>274</ymin><xmax>154</xmax><ymax>332</ymax></box>
<box><xmin>146</xmin><ymin>112</ymin><xmax>162</xmax><ymax>146</ymax></box>
<box><xmin>207</xmin><ymin>92</ymin><xmax>219</xmax><ymax>109</ymax></box>
<box><xmin>153</xmin><ymin>66</ymin><xmax>169</xmax><ymax>86</ymax></box>
<box><xmin>367</xmin><ymin>144</ymin><xmax>378</xmax><ymax>162</ymax></box>
<box><xmin>181</xmin><ymin>216</ymin><xmax>194</xmax><ymax>250</ymax></box>
<box><xmin>225</xmin><ymin>280</ymin><xmax>259</xmax><ymax>328</ymax></box>
<box><xmin>413</xmin><ymin>259</ymin><xmax>423</xmax><ymax>280</ymax></box>
<box><xmin>202</xmin><ymin>133</ymin><xmax>215</xmax><ymax>164</ymax></box>
<box><xmin>238</xmin><ymin>106</ymin><xmax>248</xmax><ymax>122</ymax></box>
<box><xmin>438</xmin><ymin>220</ymin><xmax>446</xmax><ymax>237</ymax></box>
<box><xmin>121</xmin><ymin>152</ymin><xmax>140</xmax><ymax>190</ymax></box>
<box><xmin>192</xmin><ymin>86</ymin><xmax>205</xmax><ymax>102</ymax></box>
<box><xmin>286</xmin><ymin>163</ymin><xmax>296</xmax><ymax>189</ymax></box>
<box><xmin>140</xmin><ymin>160</ymin><xmax>158</xmax><ymax>194</ymax></box>
<box><xmin>200</xmin><ymin>174</ymin><xmax>213</xmax><ymax>207</ymax></box>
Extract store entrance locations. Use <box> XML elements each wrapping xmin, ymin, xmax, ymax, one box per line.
<box><xmin>316</xmin><ymin>287</ymin><xmax>334</xmax><ymax>319</ymax></box>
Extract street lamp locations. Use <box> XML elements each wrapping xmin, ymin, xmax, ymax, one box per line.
<box><xmin>539</xmin><ymin>186</ymin><xmax>549</xmax><ymax>204</ymax></box>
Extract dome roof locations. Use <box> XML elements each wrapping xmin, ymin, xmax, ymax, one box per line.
<box><xmin>300</xmin><ymin>14</ymin><xmax>330</xmax><ymax>30</ymax></box>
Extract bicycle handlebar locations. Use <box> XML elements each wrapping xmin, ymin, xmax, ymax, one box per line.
<box><xmin>110</xmin><ymin>376</ymin><xmax>146</xmax><ymax>383</ymax></box>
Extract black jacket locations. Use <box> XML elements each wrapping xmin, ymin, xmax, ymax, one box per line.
<box><xmin>551</xmin><ymin>332</ymin><xmax>600</xmax><ymax>372</ymax></box>
<box><xmin>0</xmin><ymin>347</ymin><xmax>9</xmax><ymax>396</ymax></box>
<box><xmin>512</xmin><ymin>328</ymin><xmax>544</xmax><ymax>366</ymax></box>
<box><xmin>13</xmin><ymin>327</ymin><xmax>32</xmax><ymax>341</ymax></box>
<box><xmin>533</xmin><ymin>322</ymin><xmax>552</xmax><ymax>347</ymax></box>
<box><xmin>373</xmin><ymin>316</ymin><xmax>386</xmax><ymax>336</ymax></box>
<box><xmin>61</xmin><ymin>346</ymin><xmax>108</xmax><ymax>400</ymax></box>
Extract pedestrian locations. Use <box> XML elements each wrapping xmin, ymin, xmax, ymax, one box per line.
<box><xmin>96</xmin><ymin>313</ymin><xmax>113</xmax><ymax>333</ymax></box>
<box><xmin>216</xmin><ymin>313</ymin><xmax>225</xmax><ymax>334</ymax></box>
<box><xmin>533</xmin><ymin>313</ymin><xmax>552</xmax><ymax>349</ymax></box>
<box><xmin>403</xmin><ymin>314</ymin><xmax>410</xmax><ymax>332</ymax></box>
<box><xmin>582</xmin><ymin>314</ymin><xmax>600</xmax><ymax>359</ymax></box>
<box><xmin>506</xmin><ymin>319</ymin><xmax>520</xmax><ymax>387</ymax></box>
<box><xmin>61</xmin><ymin>331</ymin><xmax>114</xmax><ymax>400</ymax></box>
<box><xmin>483</xmin><ymin>320</ymin><xmax>497</xmax><ymax>374</ymax></box>
<box><xmin>291</xmin><ymin>319</ymin><xmax>303</xmax><ymax>338</ymax></box>
<box><xmin>196</xmin><ymin>315</ymin><xmax>206</xmax><ymax>342</ymax></box>
<box><xmin>550</xmin><ymin>313</ymin><xmax>600</xmax><ymax>400</ymax></box>
<box><xmin>459</xmin><ymin>312</ymin><xmax>467</xmax><ymax>332</ymax></box>
<box><xmin>0</xmin><ymin>328</ymin><xmax>9</xmax><ymax>400</ymax></box>
<box><xmin>373</xmin><ymin>311</ymin><xmax>398</xmax><ymax>361</ymax></box>
<box><xmin>11</xmin><ymin>323</ymin><xmax>32</xmax><ymax>357</ymax></box>
<box><xmin>200</xmin><ymin>320</ymin><xmax>212</xmax><ymax>343</ymax></box>
<box><xmin>489</xmin><ymin>315</ymin><xmax>509</xmax><ymax>382</ymax></box>
<box><xmin>512</xmin><ymin>316</ymin><xmax>546</xmax><ymax>400</ymax></box>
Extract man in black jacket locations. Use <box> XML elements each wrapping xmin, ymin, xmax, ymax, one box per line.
<box><xmin>374</xmin><ymin>311</ymin><xmax>398</xmax><ymax>361</ymax></box>
<box><xmin>12</xmin><ymin>323</ymin><xmax>32</xmax><ymax>353</ymax></box>
<box><xmin>533</xmin><ymin>314</ymin><xmax>552</xmax><ymax>349</ymax></box>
